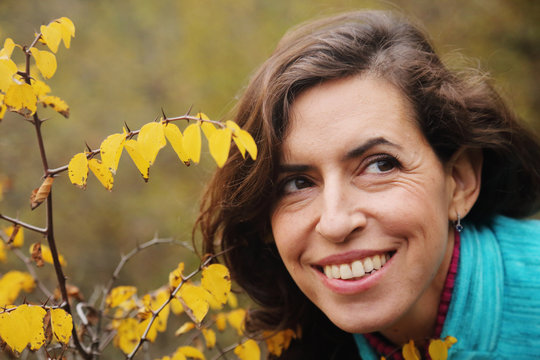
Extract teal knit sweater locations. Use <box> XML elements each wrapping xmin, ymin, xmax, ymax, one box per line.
<box><xmin>354</xmin><ymin>216</ymin><xmax>540</xmax><ymax>359</ymax></box>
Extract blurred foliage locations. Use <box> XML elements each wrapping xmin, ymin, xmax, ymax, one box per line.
<box><xmin>0</xmin><ymin>0</ymin><xmax>537</xmax><ymax>356</ymax></box>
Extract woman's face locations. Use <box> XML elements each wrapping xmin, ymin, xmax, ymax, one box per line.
<box><xmin>270</xmin><ymin>75</ymin><xmax>457</xmax><ymax>339</ymax></box>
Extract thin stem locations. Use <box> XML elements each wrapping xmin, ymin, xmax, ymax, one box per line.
<box><xmin>0</xmin><ymin>214</ymin><xmax>47</xmax><ymax>234</ymax></box>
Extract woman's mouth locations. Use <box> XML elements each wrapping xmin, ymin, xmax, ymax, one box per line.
<box><xmin>319</xmin><ymin>252</ymin><xmax>394</xmax><ymax>280</ymax></box>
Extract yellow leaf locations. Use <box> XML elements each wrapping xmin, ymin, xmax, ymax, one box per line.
<box><xmin>201</xmin><ymin>328</ymin><xmax>216</xmax><ymax>349</ymax></box>
<box><xmin>428</xmin><ymin>339</ymin><xmax>448</xmax><ymax>360</ymax></box>
<box><xmin>40</xmin><ymin>22</ymin><xmax>63</xmax><ymax>53</ymax></box>
<box><xmin>0</xmin><ymin>242</ymin><xmax>5</xmax><ymax>262</ymax></box>
<box><xmin>208</xmin><ymin>128</ymin><xmax>232</xmax><ymax>168</ymax></box>
<box><xmin>0</xmin><ymin>97</ymin><xmax>6</xmax><ymax>121</ymax></box>
<box><xmin>227</xmin><ymin>291</ymin><xmax>238</xmax><ymax>308</ymax></box>
<box><xmin>226</xmin><ymin>121</ymin><xmax>257</xmax><ymax>160</ymax></box>
<box><xmin>31</xmin><ymin>78</ymin><xmax>51</xmax><ymax>98</ymax></box>
<box><xmin>0</xmin><ymin>38</ymin><xmax>16</xmax><ymax>58</ymax></box>
<box><xmin>163</xmin><ymin>123</ymin><xmax>190</xmax><ymax>164</ymax></box>
<box><xmin>174</xmin><ymin>322</ymin><xmax>195</xmax><ymax>336</ymax></box>
<box><xmin>215</xmin><ymin>312</ymin><xmax>227</xmax><ymax>331</ymax></box>
<box><xmin>227</xmin><ymin>309</ymin><xmax>246</xmax><ymax>336</ymax></box>
<box><xmin>113</xmin><ymin>318</ymin><xmax>140</xmax><ymax>354</ymax></box>
<box><xmin>139</xmin><ymin>288</ymin><xmax>170</xmax><ymax>341</ymax></box>
<box><xmin>138</xmin><ymin>122</ymin><xmax>166</xmax><ymax>165</ymax></box>
<box><xmin>0</xmin><ymin>58</ymin><xmax>17</xmax><ymax>91</ymax></box>
<box><xmin>29</xmin><ymin>48</ymin><xmax>56</xmax><ymax>79</ymax></box>
<box><xmin>183</xmin><ymin>123</ymin><xmax>201</xmax><ymax>164</ymax></box>
<box><xmin>68</xmin><ymin>153</ymin><xmax>89</xmax><ymax>189</ymax></box>
<box><xmin>176</xmin><ymin>345</ymin><xmax>205</xmax><ymax>360</ymax></box>
<box><xmin>57</xmin><ymin>17</ymin><xmax>76</xmax><ymax>49</ymax></box>
<box><xmin>88</xmin><ymin>158</ymin><xmax>114</xmax><ymax>190</ymax></box>
<box><xmin>444</xmin><ymin>336</ymin><xmax>458</xmax><ymax>347</ymax></box>
<box><xmin>4</xmin><ymin>83</ymin><xmax>37</xmax><ymax>116</ymax></box>
<box><xmin>100</xmin><ymin>133</ymin><xmax>125</xmax><ymax>174</ymax></box>
<box><xmin>30</xmin><ymin>176</ymin><xmax>53</xmax><ymax>210</ymax></box>
<box><xmin>3</xmin><ymin>225</ymin><xmax>24</xmax><ymax>247</ymax></box>
<box><xmin>169</xmin><ymin>262</ymin><xmax>185</xmax><ymax>289</ymax></box>
<box><xmin>124</xmin><ymin>139</ymin><xmax>150</xmax><ymax>181</ymax></box>
<box><xmin>264</xmin><ymin>329</ymin><xmax>297</xmax><ymax>357</ymax></box>
<box><xmin>0</xmin><ymin>271</ymin><xmax>35</xmax><ymax>307</ymax></box>
<box><xmin>34</xmin><ymin>243</ymin><xmax>67</xmax><ymax>266</ymax></box>
<box><xmin>234</xmin><ymin>339</ymin><xmax>260</xmax><ymax>360</ymax></box>
<box><xmin>201</xmin><ymin>121</ymin><xmax>217</xmax><ymax>141</ymax></box>
<box><xmin>170</xmin><ymin>297</ymin><xmax>184</xmax><ymax>315</ymax></box>
<box><xmin>402</xmin><ymin>340</ymin><xmax>421</xmax><ymax>360</ymax></box>
<box><xmin>40</xmin><ymin>95</ymin><xmax>69</xmax><ymax>117</ymax></box>
<box><xmin>0</xmin><ymin>304</ymin><xmax>46</xmax><ymax>353</ymax></box>
<box><xmin>50</xmin><ymin>308</ymin><xmax>73</xmax><ymax>344</ymax></box>
<box><xmin>106</xmin><ymin>286</ymin><xmax>137</xmax><ymax>308</ymax></box>
<box><xmin>201</xmin><ymin>264</ymin><xmax>231</xmax><ymax>306</ymax></box>
<box><xmin>178</xmin><ymin>282</ymin><xmax>209</xmax><ymax>324</ymax></box>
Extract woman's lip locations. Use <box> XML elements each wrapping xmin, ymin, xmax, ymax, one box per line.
<box><xmin>314</xmin><ymin>248</ymin><xmax>395</xmax><ymax>266</ymax></box>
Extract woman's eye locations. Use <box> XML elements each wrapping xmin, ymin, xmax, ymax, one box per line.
<box><xmin>281</xmin><ymin>177</ymin><xmax>313</xmax><ymax>194</ymax></box>
<box><xmin>365</xmin><ymin>156</ymin><xmax>398</xmax><ymax>174</ymax></box>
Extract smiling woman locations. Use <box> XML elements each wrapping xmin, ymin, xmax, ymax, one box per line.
<box><xmin>197</xmin><ymin>10</ymin><xmax>540</xmax><ymax>359</ymax></box>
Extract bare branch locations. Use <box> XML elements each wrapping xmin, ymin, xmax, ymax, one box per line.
<box><xmin>0</xmin><ymin>213</ymin><xmax>48</xmax><ymax>235</ymax></box>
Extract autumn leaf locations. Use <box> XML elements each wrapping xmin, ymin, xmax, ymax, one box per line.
<box><xmin>174</xmin><ymin>346</ymin><xmax>205</xmax><ymax>360</ymax></box>
<box><xmin>174</xmin><ymin>322</ymin><xmax>195</xmax><ymax>336</ymax></box>
<box><xmin>100</xmin><ymin>133</ymin><xmax>126</xmax><ymax>174</ymax></box>
<box><xmin>170</xmin><ymin>297</ymin><xmax>184</xmax><ymax>315</ymax></box>
<box><xmin>208</xmin><ymin>128</ymin><xmax>232</xmax><ymax>168</ymax></box>
<box><xmin>57</xmin><ymin>17</ymin><xmax>76</xmax><ymax>48</ymax></box>
<box><xmin>29</xmin><ymin>48</ymin><xmax>57</xmax><ymax>79</ymax></box>
<box><xmin>124</xmin><ymin>139</ymin><xmax>150</xmax><ymax>181</ymax></box>
<box><xmin>264</xmin><ymin>329</ymin><xmax>297</xmax><ymax>357</ymax></box>
<box><xmin>31</xmin><ymin>242</ymin><xmax>67</xmax><ymax>267</ymax></box>
<box><xmin>183</xmin><ymin>123</ymin><xmax>201</xmax><ymax>164</ymax></box>
<box><xmin>227</xmin><ymin>291</ymin><xmax>238</xmax><ymax>308</ymax></box>
<box><xmin>163</xmin><ymin>123</ymin><xmax>190</xmax><ymax>165</ymax></box>
<box><xmin>226</xmin><ymin>121</ymin><xmax>257</xmax><ymax>160</ymax></box>
<box><xmin>227</xmin><ymin>309</ymin><xmax>246</xmax><ymax>336</ymax></box>
<box><xmin>201</xmin><ymin>328</ymin><xmax>216</xmax><ymax>349</ymax></box>
<box><xmin>50</xmin><ymin>308</ymin><xmax>73</xmax><ymax>344</ymax></box>
<box><xmin>114</xmin><ymin>318</ymin><xmax>140</xmax><ymax>354</ymax></box>
<box><xmin>178</xmin><ymin>282</ymin><xmax>209</xmax><ymax>325</ymax></box>
<box><xmin>0</xmin><ymin>38</ymin><xmax>16</xmax><ymax>58</ymax></box>
<box><xmin>138</xmin><ymin>288</ymin><xmax>170</xmax><ymax>342</ymax></box>
<box><xmin>137</xmin><ymin>122</ymin><xmax>166</xmax><ymax>165</ymax></box>
<box><xmin>68</xmin><ymin>153</ymin><xmax>89</xmax><ymax>188</ymax></box>
<box><xmin>0</xmin><ymin>271</ymin><xmax>35</xmax><ymax>307</ymax></box>
<box><xmin>30</xmin><ymin>176</ymin><xmax>53</xmax><ymax>210</ymax></box>
<box><xmin>30</xmin><ymin>242</ymin><xmax>44</xmax><ymax>267</ymax></box>
<box><xmin>234</xmin><ymin>339</ymin><xmax>260</xmax><ymax>360</ymax></box>
<box><xmin>88</xmin><ymin>158</ymin><xmax>114</xmax><ymax>190</ymax></box>
<box><xmin>201</xmin><ymin>264</ymin><xmax>231</xmax><ymax>306</ymax></box>
<box><xmin>0</xmin><ymin>58</ymin><xmax>17</xmax><ymax>92</ymax></box>
<box><xmin>31</xmin><ymin>78</ymin><xmax>51</xmax><ymax>98</ymax></box>
<box><xmin>0</xmin><ymin>304</ymin><xmax>46</xmax><ymax>353</ymax></box>
<box><xmin>40</xmin><ymin>22</ymin><xmax>63</xmax><ymax>53</ymax></box>
<box><xmin>4</xmin><ymin>82</ymin><xmax>37</xmax><ymax>116</ymax></box>
<box><xmin>215</xmin><ymin>312</ymin><xmax>227</xmax><ymax>332</ymax></box>
<box><xmin>40</xmin><ymin>95</ymin><xmax>69</xmax><ymax>117</ymax></box>
<box><xmin>402</xmin><ymin>340</ymin><xmax>421</xmax><ymax>360</ymax></box>
<box><xmin>169</xmin><ymin>262</ymin><xmax>185</xmax><ymax>289</ymax></box>
<box><xmin>106</xmin><ymin>286</ymin><xmax>137</xmax><ymax>308</ymax></box>
<box><xmin>201</xmin><ymin>121</ymin><xmax>217</xmax><ymax>141</ymax></box>
<box><xmin>3</xmin><ymin>225</ymin><xmax>24</xmax><ymax>247</ymax></box>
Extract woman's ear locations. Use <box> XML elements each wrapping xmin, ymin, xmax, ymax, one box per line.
<box><xmin>447</xmin><ymin>148</ymin><xmax>483</xmax><ymax>221</ymax></box>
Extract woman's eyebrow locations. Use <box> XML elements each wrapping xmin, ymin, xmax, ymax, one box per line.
<box><xmin>276</xmin><ymin>164</ymin><xmax>313</xmax><ymax>174</ymax></box>
<box><xmin>344</xmin><ymin>137</ymin><xmax>401</xmax><ymax>160</ymax></box>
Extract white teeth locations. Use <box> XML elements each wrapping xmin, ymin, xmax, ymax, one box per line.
<box><xmin>339</xmin><ymin>264</ymin><xmax>353</xmax><ymax>279</ymax></box>
<box><xmin>372</xmin><ymin>255</ymin><xmax>381</xmax><ymax>270</ymax></box>
<box><xmin>351</xmin><ymin>260</ymin><xmax>365</xmax><ymax>277</ymax></box>
<box><xmin>363</xmin><ymin>257</ymin><xmax>374</xmax><ymax>273</ymax></box>
<box><xmin>331</xmin><ymin>265</ymin><xmax>340</xmax><ymax>279</ymax></box>
<box><xmin>322</xmin><ymin>253</ymin><xmax>391</xmax><ymax>280</ymax></box>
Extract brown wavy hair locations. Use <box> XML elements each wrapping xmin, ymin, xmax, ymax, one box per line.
<box><xmin>196</xmin><ymin>10</ymin><xmax>540</xmax><ymax>358</ymax></box>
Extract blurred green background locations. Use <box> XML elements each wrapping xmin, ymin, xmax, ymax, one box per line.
<box><xmin>0</xmin><ymin>0</ymin><xmax>538</xmax><ymax>356</ymax></box>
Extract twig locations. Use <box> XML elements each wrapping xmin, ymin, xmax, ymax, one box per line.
<box><xmin>0</xmin><ymin>214</ymin><xmax>47</xmax><ymax>235</ymax></box>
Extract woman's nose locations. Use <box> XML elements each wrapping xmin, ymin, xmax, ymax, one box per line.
<box><xmin>315</xmin><ymin>183</ymin><xmax>366</xmax><ymax>243</ymax></box>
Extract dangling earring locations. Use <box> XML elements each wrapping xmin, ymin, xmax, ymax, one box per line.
<box><xmin>455</xmin><ymin>214</ymin><xmax>464</xmax><ymax>233</ymax></box>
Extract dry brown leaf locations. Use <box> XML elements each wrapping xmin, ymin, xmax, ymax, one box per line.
<box><xmin>30</xmin><ymin>176</ymin><xmax>54</xmax><ymax>210</ymax></box>
<box><xmin>30</xmin><ymin>242</ymin><xmax>44</xmax><ymax>267</ymax></box>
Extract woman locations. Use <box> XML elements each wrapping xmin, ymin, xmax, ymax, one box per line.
<box><xmin>197</xmin><ymin>10</ymin><xmax>540</xmax><ymax>359</ymax></box>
